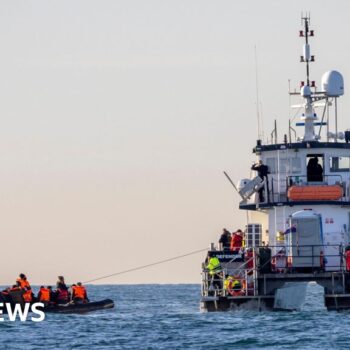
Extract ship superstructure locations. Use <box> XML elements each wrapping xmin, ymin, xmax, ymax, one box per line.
<box><xmin>201</xmin><ymin>15</ymin><xmax>350</xmax><ymax>311</ymax></box>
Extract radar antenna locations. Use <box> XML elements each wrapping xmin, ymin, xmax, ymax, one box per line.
<box><xmin>300</xmin><ymin>13</ymin><xmax>315</xmax><ymax>86</ymax></box>
<box><xmin>299</xmin><ymin>13</ymin><xmax>317</xmax><ymax>141</ymax></box>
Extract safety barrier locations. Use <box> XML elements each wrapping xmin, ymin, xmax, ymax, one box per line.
<box><xmin>201</xmin><ymin>244</ymin><xmax>348</xmax><ymax>297</ymax></box>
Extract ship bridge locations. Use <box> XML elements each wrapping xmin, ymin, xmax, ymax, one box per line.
<box><xmin>240</xmin><ymin>140</ymin><xmax>350</xmax><ymax>210</ymax></box>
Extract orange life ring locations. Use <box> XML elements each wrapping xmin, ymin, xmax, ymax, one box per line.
<box><xmin>227</xmin><ymin>278</ymin><xmax>245</xmax><ymax>296</ymax></box>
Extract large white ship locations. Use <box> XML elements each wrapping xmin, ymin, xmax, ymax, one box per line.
<box><xmin>201</xmin><ymin>15</ymin><xmax>350</xmax><ymax>311</ymax></box>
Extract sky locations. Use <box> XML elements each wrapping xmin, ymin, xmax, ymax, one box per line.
<box><xmin>0</xmin><ymin>0</ymin><xmax>350</xmax><ymax>285</ymax></box>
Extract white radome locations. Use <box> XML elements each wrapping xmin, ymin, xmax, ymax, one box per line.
<box><xmin>321</xmin><ymin>70</ymin><xmax>344</xmax><ymax>97</ymax></box>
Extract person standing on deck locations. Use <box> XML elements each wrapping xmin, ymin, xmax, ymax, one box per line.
<box><xmin>251</xmin><ymin>160</ymin><xmax>269</xmax><ymax>202</ymax></box>
<box><xmin>206</xmin><ymin>252</ymin><xmax>222</xmax><ymax>292</ymax></box>
<box><xmin>230</xmin><ymin>230</ymin><xmax>244</xmax><ymax>253</ymax></box>
<box><xmin>219</xmin><ymin>228</ymin><xmax>231</xmax><ymax>252</ymax></box>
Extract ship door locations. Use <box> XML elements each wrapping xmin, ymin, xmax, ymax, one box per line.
<box><xmin>306</xmin><ymin>154</ymin><xmax>324</xmax><ymax>182</ymax></box>
<box><xmin>288</xmin><ymin>213</ymin><xmax>323</xmax><ymax>270</ymax></box>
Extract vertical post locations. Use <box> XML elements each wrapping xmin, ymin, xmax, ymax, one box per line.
<box><xmin>222</xmin><ymin>271</ymin><xmax>225</xmax><ymax>297</ymax></box>
<box><xmin>335</xmin><ymin>98</ymin><xmax>338</xmax><ymax>143</ymax></box>
<box><xmin>326</xmin><ymin>99</ymin><xmax>330</xmax><ymax>142</ymax></box>
<box><xmin>274</xmin><ymin>119</ymin><xmax>278</xmax><ymax>144</ymax></box>
<box><xmin>289</xmin><ymin>119</ymin><xmax>292</xmax><ymax>144</ymax></box>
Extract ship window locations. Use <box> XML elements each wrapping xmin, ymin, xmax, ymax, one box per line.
<box><xmin>279</xmin><ymin>159</ymin><xmax>289</xmax><ymax>173</ymax></box>
<box><xmin>266</xmin><ymin>158</ymin><xmax>277</xmax><ymax>174</ymax></box>
<box><xmin>329</xmin><ymin>156</ymin><xmax>350</xmax><ymax>172</ymax></box>
<box><xmin>307</xmin><ymin>154</ymin><xmax>324</xmax><ymax>182</ymax></box>
<box><xmin>291</xmin><ymin>158</ymin><xmax>302</xmax><ymax>174</ymax></box>
<box><xmin>265</xmin><ymin>157</ymin><xmax>301</xmax><ymax>174</ymax></box>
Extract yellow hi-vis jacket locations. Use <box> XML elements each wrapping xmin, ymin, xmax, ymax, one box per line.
<box><xmin>206</xmin><ymin>257</ymin><xmax>221</xmax><ymax>275</ymax></box>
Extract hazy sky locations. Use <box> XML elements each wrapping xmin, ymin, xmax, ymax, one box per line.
<box><xmin>1</xmin><ymin>0</ymin><xmax>350</xmax><ymax>284</ymax></box>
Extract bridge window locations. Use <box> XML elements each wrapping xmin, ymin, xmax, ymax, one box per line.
<box><xmin>291</xmin><ymin>158</ymin><xmax>302</xmax><ymax>174</ymax></box>
<box><xmin>307</xmin><ymin>154</ymin><xmax>324</xmax><ymax>182</ymax></box>
<box><xmin>266</xmin><ymin>158</ymin><xmax>277</xmax><ymax>174</ymax></box>
<box><xmin>265</xmin><ymin>157</ymin><xmax>301</xmax><ymax>174</ymax></box>
<box><xmin>329</xmin><ymin>156</ymin><xmax>350</xmax><ymax>172</ymax></box>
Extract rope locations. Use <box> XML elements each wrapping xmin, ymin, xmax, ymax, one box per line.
<box><xmin>83</xmin><ymin>247</ymin><xmax>209</xmax><ymax>284</ymax></box>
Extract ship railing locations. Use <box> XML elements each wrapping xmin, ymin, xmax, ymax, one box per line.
<box><xmin>257</xmin><ymin>244</ymin><xmax>346</xmax><ymax>274</ymax></box>
<box><xmin>201</xmin><ymin>268</ymin><xmax>258</xmax><ymax>298</ymax></box>
<box><xmin>262</xmin><ymin>174</ymin><xmax>344</xmax><ymax>204</ymax></box>
<box><xmin>286</xmin><ymin>174</ymin><xmax>343</xmax><ymax>187</ymax></box>
<box><xmin>201</xmin><ymin>250</ymin><xmax>259</xmax><ymax>297</ymax></box>
<box><xmin>201</xmin><ymin>244</ymin><xmax>349</xmax><ymax>297</ymax></box>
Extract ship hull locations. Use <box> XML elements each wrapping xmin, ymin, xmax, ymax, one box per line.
<box><xmin>200</xmin><ymin>296</ymin><xmax>275</xmax><ymax>312</ymax></box>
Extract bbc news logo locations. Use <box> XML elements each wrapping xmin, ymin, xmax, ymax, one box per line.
<box><xmin>0</xmin><ymin>303</ymin><xmax>45</xmax><ymax>322</ymax></box>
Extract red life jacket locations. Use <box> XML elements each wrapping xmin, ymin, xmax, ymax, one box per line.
<box><xmin>57</xmin><ymin>288</ymin><xmax>69</xmax><ymax>301</ymax></box>
<box><xmin>39</xmin><ymin>288</ymin><xmax>50</xmax><ymax>302</ymax></box>
<box><xmin>346</xmin><ymin>250</ymin><xmax>350</xmax><ymax>271</ymax></box>
<box><xmin>246</xmin><ymin>250</ymin><xmax>254</xmax><ymax>270</ymax></box>
<box><xmin>230</xmin><ymin>234</ymin><xmax>243</xmax><ymax>252</ymax></box>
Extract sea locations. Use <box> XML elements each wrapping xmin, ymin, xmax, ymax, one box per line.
<box><xmin>1</xmin><ymin>283</ymin><xmax>350</xmax><ymax>349</ymax></box>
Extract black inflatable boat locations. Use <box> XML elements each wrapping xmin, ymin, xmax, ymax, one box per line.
<box><xmin>43</xmin><ymin>299</ymin><xmax>115</xmax><ymax>314</ymax></box>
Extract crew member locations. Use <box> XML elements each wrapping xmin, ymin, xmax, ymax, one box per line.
<box><xmin>72</xmin><ymin>282</ymin><xmax>89</xmax><ymax>304</ymax></box>
<box><xmin>245</xmin><ymin>248</ymin><xmax>254</xmax><ymax>274</ymax></box>
<box><xmin>206</xmin><ymin>253</ymin><xmax>222</xmax><ymax>292</ymax></box>
<box><xmin>219</xmin><ymin>228</ymin><xmax>231</xmax><ymax>252</ymax></box>
<box><xmin>251</xmin><ymin>160</ymin><xmax>269</xmax><ymax>202</ymax></box>
<box><xmin>345</xmin><ymin>247</ymin><xmax>350</xmax><ymax>272</ymax></box>
<box><xmin>307</xmin><ymin>156</ymin><xmax>323</xmax><ymax>182</ymax></box>
<box><xmin>230</xmin><ymin>230</ymin><xmax>243</xmax><ymax>253</ymax></box>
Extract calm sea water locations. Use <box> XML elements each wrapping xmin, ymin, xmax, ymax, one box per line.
<box><xmin>1</xmin><ymin>283</ymin><xmax>350</xmax><ymax>349</ymax></box>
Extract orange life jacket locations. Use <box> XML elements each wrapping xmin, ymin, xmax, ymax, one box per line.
<box><xmin>17</xmin><ymin>278</ymin><xmax>30</xmax><ymax>290</ymax></box>
<box><xmin>39</xmin><ymin>288</ymin><xmax>50</xmax><ymax>302</ymax></box>
<box><xmin>73</xmin><ymin>285</ymin><xmax>86</xmax><ymax>299</ymax></box>
<box><xmin>23</xmin><ymin>290</ymin><xmax>32</xmax><ymax>302</ymax></box>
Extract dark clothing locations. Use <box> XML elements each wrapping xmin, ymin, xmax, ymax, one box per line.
<box><xmin>259</xmin><ymin>247</ymin><xmax>272</xmax><ymax>273</ymax></box>
<box><xmin>251</xmin><ymin>164</ymin><xmax>269</xmax><ymax>179</ymax></box>
<box><xmin>56</xmin><ymin>281</ymin><xmax>68</xmax><ymax>290</ymax></box>
<box><xmin>307</xmin><ymin>158</ymin><xmax>323</xmax><ymax>182</ymax></box>
<box><xmin>219</xmin><ymin>230</ymin><xmax>231</xmax><ymax>251</ymax></box>
<box><xmin>9</xmin><ymin>289</ymin><xmax>24</xmax><ymax>306</ymax></box>
<box><xmin>251</xmin><ymin>163</ymin><xmax>270</xmax><ymax>202</ymax></box>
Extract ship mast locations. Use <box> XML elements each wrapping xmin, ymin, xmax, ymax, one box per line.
<box><xmin>299</xmin><ymin>14</ymin><xmax>317</xmax><ymax>142</ymax></box>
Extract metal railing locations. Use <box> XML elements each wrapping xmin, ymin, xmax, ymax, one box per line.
<box><xmin>256</xmin><ymin>174</ymin><xmax>345</xmax><ymax>204</ymax></box>
<box><xmin>201</xmin><ymin>244</ymin><xmax>348</xmax><ymax>297</ymax></box>
<box><xmin>287</xmin><ymin>174</ymin><xmax>343</xmax><ymax>187</ymax></box>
